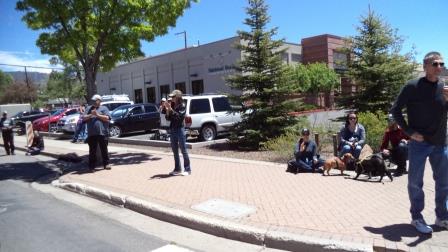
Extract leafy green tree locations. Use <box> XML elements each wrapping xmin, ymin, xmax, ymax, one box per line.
<box><xmin>338</xmin><ymin>9</ymin><xmax>416</xmax><ymax>113</ymax></box>
<box><xmin>17</xmin><ymin>0</ymin><xmax>196</xmax><ymax>100</ymax></box>
<box><xmin>227</xmin><ymin>0</ymin><xmax>303</xmax><ymax>149</ymax></box>
<box><xmin>0</xmin><ymin>70</ymin><xmax>14</xmax><ymax>98</ymax></box>
<box><xmin>283</xmin><ymin>63</ymin><xmax>339</xmax><ymax>93</ymax></box>
<box><xmin>45</xmin><ymin>69</ymin><xmax>85</xmax><ymax>105</ymax></box>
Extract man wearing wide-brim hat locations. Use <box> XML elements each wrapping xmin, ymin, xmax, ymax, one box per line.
<box><xmin>164</xmin><ymin>89</ymin><xmax>191</xmax><ymax>176</ymax></box>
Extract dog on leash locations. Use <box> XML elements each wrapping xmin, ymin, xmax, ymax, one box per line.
<box><xmin>323</xmin><ymin>153</ymin><xmax>355</xmax><ymax>176</ymax></box>
<box><xmin>354</xmin><ymin>154</ymin><xmax>393</xmax><ymax>182</ymax></box>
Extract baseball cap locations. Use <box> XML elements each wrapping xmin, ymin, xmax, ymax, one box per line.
<box><xmin>161</xmin><ymin>97</ymin><xmax>167</xmax><ymax>102</ymax></box>
<box><xmin>168</xmin><ymin>89</ymin><xmax>182</xmax><ymax>98</ymax></box>
<box><xmin>91</xmin><ymin>94</ymin><xmax>102</xmax><ymax>101</ymax></box>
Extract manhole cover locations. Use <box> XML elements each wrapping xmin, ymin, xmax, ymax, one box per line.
<box><xmin>191</xmin><ymin>198</ymin><xmax>256</xmax><ymax>219</ymax></box>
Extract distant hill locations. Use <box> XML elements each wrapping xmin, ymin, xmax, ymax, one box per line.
<box><xmin>5</xmin><ymin>71</ymin><xmax>49</xmax><ymax>86</ymax></box>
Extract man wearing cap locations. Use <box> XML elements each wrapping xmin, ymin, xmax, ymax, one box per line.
<box><xmin>380</xmin><ymin>114</ymin><xmax>409</xmax><ymax>176</ymax></box>
<box><xmin>84</xmin><ymin>94</ymin><xmax>111</xmax><ymax>171</ymax></box>
<box><xmin>164</xmin><ymin>89</ymin><xmax>191</xmax><ymax>176</ymax></box>
<box><xmin>287</xmin><ymin>128</ymin><xmax>323</xmax><ymax>173</ymax></box>
<box><xmin>391</xmin><ymin>51</ymin><xmax>448</xmax><ymax>233</ymax></box>
<box><xmin>1</xmin><ymin>111</ymin><xmax>15</xmax><ymax>155</ymax></box>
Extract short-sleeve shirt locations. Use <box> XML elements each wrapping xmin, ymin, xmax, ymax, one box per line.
<box><xmin>85</xmin><ymin>105</ymin><xmax>110</xmax><ymax>137</ymax></box>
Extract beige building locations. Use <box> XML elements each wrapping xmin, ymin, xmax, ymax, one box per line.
<box><xmin>96</xmin><ymin>36</ymin><xmax>302</xmax><ymax>104</ymax></box>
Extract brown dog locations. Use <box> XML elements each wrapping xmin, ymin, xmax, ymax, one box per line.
<box><xmin>323</xmin><ymin>153</ymin><xmax>355</xmax><ymax>176</ymax></box>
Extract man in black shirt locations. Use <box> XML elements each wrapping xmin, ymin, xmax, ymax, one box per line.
<box><xmin>0</xmin><ymin>111</ymin><xmax>15</xmax><ymax>155</ymax></box>
<box><xmin>391</xmin><ymin>51</ymin><xmax>448</xmax><ymax>233</ymax></box>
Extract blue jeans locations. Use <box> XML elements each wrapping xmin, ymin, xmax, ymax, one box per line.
<box><xmin>288</xmin><ymin>158</ymin><xmax>324</xmax><ymax>172</ymax></box>
<box><xmin>170</xmin><ymin>127</ymin><xmax>190</xmax><ymax>172</ymax></box>
<box><xmin>408</xmin><ymin>140</ymin><xmax>448</xmax><ymax>220</ymax></box>
<box><xmin>340</xmin><ymin>144</ymin><xmax>362</xmax><ymax>159</ymax></box>
<box><xmin>73</xmin><ymin>122</ymin><xmax>87</xmax><ymax>141</ymax></box>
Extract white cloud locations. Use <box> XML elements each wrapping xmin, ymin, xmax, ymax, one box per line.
<box><xmin>0</xmin><ymin>51</ymin><xmax>63</xmax><ymax>73</ymax></box>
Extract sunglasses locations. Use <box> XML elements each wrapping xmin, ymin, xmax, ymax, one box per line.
<box><xmin>432</xmin><ymin>62</ymin><xmax>445</xmax><ymax>67</ymax></box>
<box><xmin>349</xmin><ymin>117</ymin><xmax>357</xmax><ymax>120</ymax></box>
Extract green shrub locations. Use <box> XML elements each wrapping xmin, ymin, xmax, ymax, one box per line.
<box><xmin>357</xmin><ymin>111</ymin><xmax>388</xmax><ymax>152</ymax></box>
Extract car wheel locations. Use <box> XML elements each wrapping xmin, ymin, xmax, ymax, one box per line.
<box><xmin>200</xmin><ymin>124</ymin><xmax>216</xmax><ymax>141</ymax></box>
<box><xmin>49</xmin><ymin>123</ymin><xmax>58</xmax><ymax>133</ymax></box>
<box><xmin>109</xmin><ymin>125</ymin><xmax>122</xmax><ymax>138</ymax></box>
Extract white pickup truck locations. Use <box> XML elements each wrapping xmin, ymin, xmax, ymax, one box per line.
<box><xmin>160</xmin><ymin>94</ymin><xmax>241</xmax><ymax>141</ymax></box>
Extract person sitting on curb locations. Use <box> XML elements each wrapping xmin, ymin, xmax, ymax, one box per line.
<box><xmin>26</xmin><ymin>130</ymin><xmax>44</xmax><ymax>156</ymax></box>
<box><xmin>380</xmin><ymin>114</ymin><xmax>409</xmax><ymax>177</ymax></box>
<box><xmin>287</xmin><ymin>128</ymin><xmax>324</xmax><ymax>173</ymax></box>
<box><xmin>339</xmin><ymin>112</ymin><xmax>366</xmax><ymax>159</ymax></box>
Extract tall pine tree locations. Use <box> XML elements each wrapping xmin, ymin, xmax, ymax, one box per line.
<box><xmin>227</xmin><ymin>0</ymin><xmax>301</xmax><ymax>149</ymax></box>
<box><xmin>338</xmin><ymin>8</ymin><xmax>416</xmax><ymax>113</ymax></box>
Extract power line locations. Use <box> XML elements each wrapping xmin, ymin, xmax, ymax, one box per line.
<box><xmin>0</xmin><ymin>63</ymin><xmax>64</xmax><ymax>70</ymax></box>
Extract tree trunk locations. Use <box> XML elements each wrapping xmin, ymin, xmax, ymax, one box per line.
<box><xmin>85</xmin><ymin>68</ymin><xmax>97</xmax><ymax>102</ymax></box>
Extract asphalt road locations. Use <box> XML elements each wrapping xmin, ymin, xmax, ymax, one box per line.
<box><xmin>0</xmin><ymin>154</ymin><xmax>168</xmax><ymax>252</ymax></box>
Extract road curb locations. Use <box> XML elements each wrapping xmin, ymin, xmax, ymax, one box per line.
<box><xmin>53</xmin><ymin>180</ymin><xmax>373</xmax><ymax>252</ymax></box>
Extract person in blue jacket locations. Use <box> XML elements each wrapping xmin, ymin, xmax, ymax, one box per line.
<box><xmin>287</xmin><ymin>128</ymin><xmax>323</xmax><ymax>173</ymax></box>
<box><xmin>339</xmin><ymin>112</ymin><xmax>366</xmax><ymax>159</ymax></box>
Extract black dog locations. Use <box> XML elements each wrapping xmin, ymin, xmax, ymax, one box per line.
<box><xmin>354</xmin><ymin>154</ymin><xmax>393</xmax><ymax>182</ymax></box>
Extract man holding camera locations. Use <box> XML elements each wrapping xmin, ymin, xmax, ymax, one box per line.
<box><xmin>84</xmin><ymin>94</ymin><xmax>111</xmax><ymax>171</ymax></box>
<box><xmin>164</xmin><ymin>89</ymin><xmax>191</xmax><ymax>176</ymax></box>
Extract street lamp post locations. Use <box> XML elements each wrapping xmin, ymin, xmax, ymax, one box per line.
<box><xmin>175</xmin><ymin>31</ymin><xmax>187</xmax><ymax>49</ymax></box>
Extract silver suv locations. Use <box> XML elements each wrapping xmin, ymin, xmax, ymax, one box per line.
<box><xmin>161</xmin><ymin>94</ymin><xmax>241</xmax><ymax>141</ymax></box>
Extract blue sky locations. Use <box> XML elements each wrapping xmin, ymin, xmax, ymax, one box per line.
<box><xmin>0</xmin><ymin>0</ymin><xmax>447</xmax><ymax>73</ymax></box>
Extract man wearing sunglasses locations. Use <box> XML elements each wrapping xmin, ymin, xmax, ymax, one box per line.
<box><xmin>391</xmin><ymin>51</ymin><xmax>448</xmax><ymax>234</ymax></box>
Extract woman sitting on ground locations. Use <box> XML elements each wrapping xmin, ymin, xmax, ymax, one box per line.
<box><xmin>339</xmin><ymin>112</ymin><xmax>366</xmax><ymax>159</ymax></box>
<box><xmin>26</xmin><ymin>130</ymin><xmax>45</xmax><ymax>156</ymax></box>
<box><xmin>287</xmin><ymin>128</ymin><xmax>324</xmax><ymax>173</ymax></box>
<box><xmin>380</xmin><ymin>114</ymin><xmax>409</xmax><ymax>176</ymax></box>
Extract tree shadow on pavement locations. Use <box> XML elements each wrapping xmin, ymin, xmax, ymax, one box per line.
<box><xmin>364</xmin><ymin>223</ymin><xmax>432</xmax><ymax>247</ymax></box>
<box><xmin>109</xmin><ymin>152</ymin><xmax>162</xmax><ymax>166</ymax></box>
<box><xmin>0</xmin><ymin>159</ymin><xmax>64</xmax><ymax>184</ymax></box>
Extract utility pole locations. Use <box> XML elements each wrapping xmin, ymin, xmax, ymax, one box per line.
<box><xmin>175</xmin><ymin>31</ymin><xmax>187</xmax><ymax>49</ymax></box>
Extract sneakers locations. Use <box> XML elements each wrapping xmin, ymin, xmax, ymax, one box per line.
<box><xmin>169</xmin><ymin>170</ymin><xmax>182</xmax><ymax>176</ymax></box>
<box><xmin>179</xmin><ymin>171</ymin><xmax>191</xmax><ymax>176</ymax></box>
<box><xmin>411</xmin><ymin>219</ymin><xmax>433</xmax><ymax>234</ymax></box>
<box><xmin>435</xmin><ymin>218</ymin><xmax>448</xmax><ymax>230</ymax></box>
<box><xmin>104</xmin><ymin>164</ymin><xmax>112</xmax><ymax>170</ymax></box>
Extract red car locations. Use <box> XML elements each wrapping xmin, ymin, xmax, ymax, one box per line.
<box><xmin>33</xmin><ymin>108</ymin><xmax>78</xmax><ymax>132</ymax></box>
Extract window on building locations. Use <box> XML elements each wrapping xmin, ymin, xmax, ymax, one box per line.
<box><xmin>191</xmin><ymin>80</ymin><xmax>204</xmax><ymax>95</ymax></box>
<box><xmin>160</xmin><ymin>85</ymin><xmax>170</xmax><ymax>100</ymax></box>
<box><xmin>175</xmin><ymin>82</ymin><xmax>186</xmax><ymax>94</ymax></box>
<box><xmin>189</xmin><ymin>99</ymin><xmax>211</xmax><ymax>114</ymax></box>
<box><xmin>282</xmin><ymin>53</ymin><xmax>289</xmax><ymax>64</ymax></box>
<box><xmin>212</xmin><ymin>97</ymin><xmax>231</xmax><ymax>112</ymax></box>
<box><xmin>146</xmin><ymin>87</ymin><xmax>156</xmax><ymax>103</ymax></box>
<box><xmin>333</xmin><ymin>51</ymin><xmax>348</xmax><ymax>70</ymax></box>
<box><xmin>291</xmin><ymin>53</ymin><xmax>302</xmax><ymax>63</ymax></box>
<box><xmin>134</xmin><ymin>89</ymin><xmax>143</xmax><ymax>103</ymax></box>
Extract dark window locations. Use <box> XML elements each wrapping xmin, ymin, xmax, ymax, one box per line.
<box><xmin>212</xmin><ymin>97</ymin><xmax>231</xmax><ymax>112</ymax></box>
<box><xmin>129</xmin><ymin>106</ymin><xmax>143</xmax><ymax>116</ymax></box>
<box><xmin>65</xmin><ymin>109</ymin><xmax>78</xmax><ymax>116</ymax></box>
<box><xmin>175</xmin><ymin>82</ymin><xmax>186</xmax><ymax>94</ymax></box>
<box><xmin>189</xmin><ymin>99</ymin><xmax>211</xmax><ymax>114</ymax></box>
<box><xmin>146</xmin><ymin>87</ymin><xmax>156</xmax><ymax>103</ymax></box>
<box><xmin>134</xmin><ymin>89</ymin><xmax>143</xmax><ymax>103</ymax></box>
<box><xmin>160</xmin><ymin>85</ymin><xmax>170</xmax><ymax>100</ymax></box>
<box><xmin>111</xmin><ymin>107</ymin><xmax>128</xmax><ymax>118</ymax></box>
<box><xmin>291</xmin><ymin>53</ymin><xmax>301</xmax><ymax>63</ymax></box>
<box><xmin>191</xmin><ymin>80</ymin><xmax>204</xmax><ymax>95</ymax></box>
<box><xmin>144</xmin><ymin>105</ymin><xmax>157</xmax><ymax>113</ymax></box>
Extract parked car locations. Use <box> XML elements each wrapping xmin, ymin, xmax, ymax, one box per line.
<box><xmin>109</xmin><ymin>103</ymin><xmax>160</xmax><ymax>137</ymax></box>
<box><xmin>33</xmin><ymin>108</ymin><xmax>78</xmax><ymax>132</ymax></box>
<box><xmin>100</xmin><ymin>94</ymin><xmax>134</xmax><ymax>111</ymax></box>
<box><xmin>160</xmin><ymin>94</ymin><xmax>242</xmax><ymax>141</ymax></box>
<box><xmin>10</xmin><ymin>110</ymin><xmax>51</xmax><ymax>134</ymax></box>
<box><xmin>57</xmin><ymin>112</ymin><xmax>81</xmax><ymax>133</ymax></box>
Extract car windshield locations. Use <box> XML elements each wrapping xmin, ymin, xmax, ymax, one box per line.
<box><xmin>51</xmin><ymin>109</ymin><xmax>64</xmax><ymax>116</ymax></box>
<box><xmin>111</xmin><ymin>107</ymin><xmax>128</xmax><ymax>118</ymax></box>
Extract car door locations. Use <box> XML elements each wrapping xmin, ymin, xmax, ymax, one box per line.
<box><xmin>211</xmin><ymin>97</ymin><xmax>234</xmax><ymax>131</ymax></box>
<box><xmin>127</xmin><ymin>105</ymin><xmax>145</xmax><ymax>132</ymax></box>
<box><xmin>143</xmin><ymin>104</ymin><xmax>160</xmax><ymax>130</ymax></box>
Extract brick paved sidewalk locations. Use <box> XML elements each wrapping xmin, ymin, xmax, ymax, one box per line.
<box><xmin>10</xmin><ymin>136</ymin><xmax>448</xmax><ymax>251</ymax></box>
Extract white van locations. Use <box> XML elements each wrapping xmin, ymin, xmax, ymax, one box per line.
<box><xmin>101</xmin><ymin>94</ymin><xmax>134</xmax><ymax>111</ymax></box>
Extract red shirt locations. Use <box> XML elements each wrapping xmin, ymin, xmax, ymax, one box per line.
<box><xmin>380</xmin><ymin>127</ymin><xmax>409</xmax><ymax>150</ymax></box>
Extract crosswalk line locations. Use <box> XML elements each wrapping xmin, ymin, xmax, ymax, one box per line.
<box><xmin>151</xmin><ymin>244</ymin><xmax>195</xmax><ymax>252</ymax></box>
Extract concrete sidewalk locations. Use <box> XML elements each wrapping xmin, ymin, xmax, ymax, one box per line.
<box><xmin>7</xmin><ymin>135</ymin><xmax>448</xmax><ymax>252</ymax></box>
